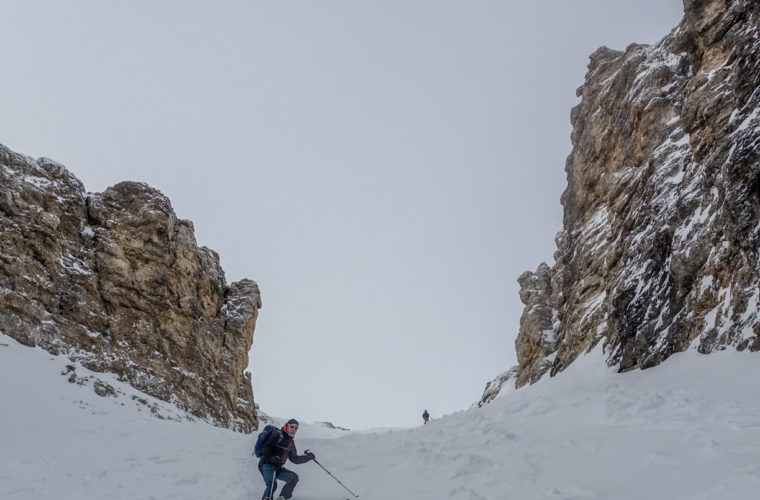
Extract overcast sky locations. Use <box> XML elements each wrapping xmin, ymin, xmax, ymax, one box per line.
<box><xmin>1</xmin><ymin>1</ymin><xmax>684</xmax><ymax>429</ymax></box>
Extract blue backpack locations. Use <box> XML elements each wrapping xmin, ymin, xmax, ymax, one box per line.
<box><xmin>253</xmin><ymin>424</ymin><xmax>280</xmax><ymax>457</ymax></box>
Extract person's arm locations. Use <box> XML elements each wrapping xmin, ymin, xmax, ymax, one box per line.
<box><xmin>288</xmin><ymin>443</ymin><xmax>315</xmax><ymax>464</ymax></box>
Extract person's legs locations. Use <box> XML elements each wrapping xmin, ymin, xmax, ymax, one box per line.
<box><xmin>274</xmin><ymin>468</ymin><xmax>299</xmax><ymax>499</ymax></box>
<box><xmin>259</xmin><ymin>464</ymin><xmax>278</xmax><ymax>500</ymax></box>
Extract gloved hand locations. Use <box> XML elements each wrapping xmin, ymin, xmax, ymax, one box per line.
<box><xmin>267</xmin><ymin>455</ymin><xmax>282</xmax><ymax>466</ymax></box>
<box><xmin>304</xmin><ymin>449</ymin><xmax>316</xmax><ymax>461</ymax></box>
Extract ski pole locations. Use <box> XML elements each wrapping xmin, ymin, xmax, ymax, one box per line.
<box><xmin>267</xmin><ymin>469</ymin><xmax>277</xmax><ymax>500</ymax></box>
<box><xmin>312</xmin><ymin>458</ymin><xmax>359</xmax><ymax>497</ymax></box>
<box><xmin>262</xmin><ymin>463</ymin><xmax>278</xmax><ymax>500</ymax></box>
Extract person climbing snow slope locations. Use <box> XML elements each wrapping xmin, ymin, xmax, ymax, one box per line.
<box><xmin>257</xmin><ymin>419</ymin><xmax>315</xmax><ymax>500</ymax></box>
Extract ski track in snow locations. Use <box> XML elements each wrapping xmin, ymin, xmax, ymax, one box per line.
<box><xmin>2</xmin><ymin>332</ymin><xmax>760</xmax><ymax>500</ymax></box>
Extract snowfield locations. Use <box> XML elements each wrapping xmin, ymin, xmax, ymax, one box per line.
<box><xmin>1</xmin><ymin>332</ymin><xmax>759</xmax><ymax>500</ymax></box>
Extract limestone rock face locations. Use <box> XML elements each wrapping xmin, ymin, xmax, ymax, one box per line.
<box><xmin>514</xmin><ymin>263</ymin><xmax>557</xmax><ymax>388</ymax></box>
<box><xmin>480</xmin><ymin>0</ymin><xmax>760</xmax><ymax>403</ymax></box>
<box><xmin>476</xmin><ymin>264</ymin><xmax>555</xmax><ymax>406</ymax></box>
<box><xmin>0</xmin><ymin>144</ymin><xmax>261</xmax><ymax>432</ymax></box>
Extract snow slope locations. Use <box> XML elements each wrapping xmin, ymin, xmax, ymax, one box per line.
<box><xmin>2</xmin><ymin>331</ymin><xmax>759</xmax><ymax>499</ymax></box>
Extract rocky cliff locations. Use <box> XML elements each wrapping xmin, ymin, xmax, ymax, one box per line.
<box><xmin>480</xmin><ymin>0</ymin><xmax>760</xmax><ymax>405</ymax></box>
<box><xmin>0</xmin><ymin>144</ymin><xmax>262</xmax><ymax>432</ymax></box>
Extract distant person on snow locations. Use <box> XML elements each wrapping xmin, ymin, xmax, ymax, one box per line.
<box><xmin>423</xmin><ymin>409</ymin><xmax>430</xmax><ymax>424</ymax></box>
<box><xmin>258</xmin><ymin>418</ymin><xmax>316</xmax><ymax>500</ymax></box>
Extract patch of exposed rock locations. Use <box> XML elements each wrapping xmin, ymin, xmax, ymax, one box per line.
<box><xmin>479</xmin><ymin>0</ymin><xmax>760</xmax><ymax>405</ymax></box>
<box><xmin>0</xmin><ymin>144</ymin><xmax>262</xmax><ymax>432</ymax></box>
<box><xmin>476</xmin><ymin>366</ymin><xmax>518</xmax><ymax>408</ymax></box>
<box><xmin>316</xmin><ymin>421</ymin><xmax>351</xmax><ymax>431</ymax></box>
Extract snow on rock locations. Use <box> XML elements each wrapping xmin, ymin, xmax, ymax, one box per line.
<box><xmin>489</xmin><ymin>0</ymin><xmax>760</xmax><ymax>401</ymax></box>
<box><xmin>0</xmin><ymin>144</ymin><xmax>262</xmax><ymax>432</ymax></box>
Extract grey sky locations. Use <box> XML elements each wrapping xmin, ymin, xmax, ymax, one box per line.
<box><xmin>1</xmin><ymin>1</ymin><xmax>684</xmax><ymax>429</ymax></box>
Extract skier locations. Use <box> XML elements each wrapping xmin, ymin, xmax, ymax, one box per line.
<box><xmin>257</xmin><ymin>418</ymin><xmax>316</xmax><ymax>500</ymax></box>
<box><xmin>423</xmin><ymin>409</ymin><xmax>430</xmax><ymax>424</ymax></box>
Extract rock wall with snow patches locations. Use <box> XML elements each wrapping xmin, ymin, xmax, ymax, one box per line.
<box><xmin>0</xmin><ymin>144</ymin><xmax>262</xmax><ymax>432</ymax></box>
<box><xmin>480</xmin><ymin>0</ymin><xmax>760</xmax><ymax>405</ymax></box>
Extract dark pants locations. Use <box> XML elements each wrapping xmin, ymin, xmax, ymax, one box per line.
<box><xmin>260</xmin><ymin>463</ymin><xmax>299</xmax><ymax>500</ymax></box>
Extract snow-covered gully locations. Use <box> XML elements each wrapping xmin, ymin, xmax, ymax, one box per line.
<box><xmin>2</xmin><ymin>333</ymin><xmax>758</xmax><ymax>500</ymax></box>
